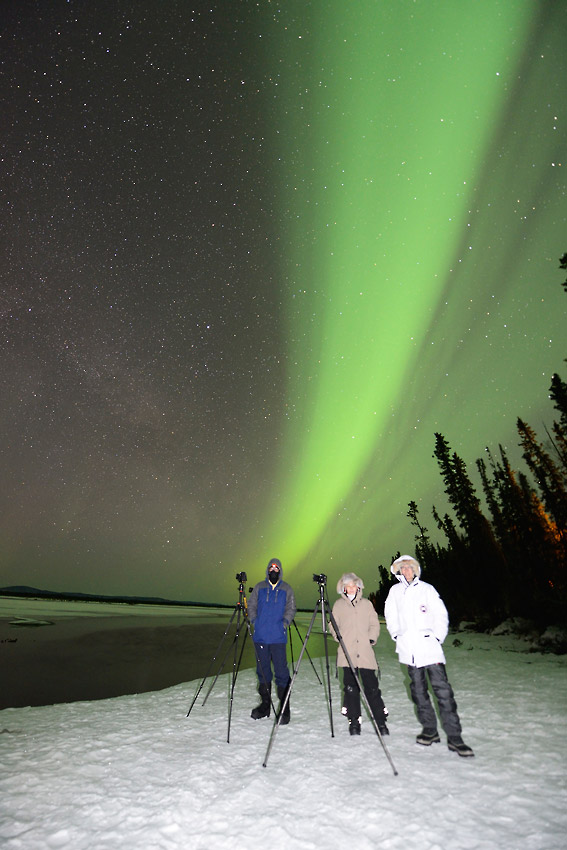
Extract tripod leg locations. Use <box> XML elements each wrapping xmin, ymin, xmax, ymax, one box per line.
<box><xmin>291</xmin><ymin>619</ymin><xmax>323</xmax><ymax>685</ymax></box>
<box><xmin>263</xmin><ymin>582</ymin><xmax>339</xmax><ymax>766</ymax></box>
<box><xmin>318</xmin><ymin>596</ymin><xmax>336</xmax><ymax>738</ymax></box>
<box><xmin>226</xmin><ymin>610</ymin><xmax>251</xmax><ymax>742</ymax></box>
<box><xmin>186</xmin><ymin>605</ymin><xmax>239</xmax><ymax>717</ymax></box>
<box><xmin>201</xmin><ymin>623</ymin><xmax>243</xmax><ymax>707</ymax></box>
<box><xmin>201</xmin><ymin>595</ymin><xmax>268</xmax><ymax>710</ymax></box>
<box><xmin>327</xmin><ymin>607</ymin><xmax>399</xmax><ymax>776</ymax></box>
<box><xmin>277</xmin><ymin>681</ymin><xmax>291</xmax><ymax>724</ymax></box>
<box><xmin>263</xmin><ymin>601</ymin><xmax>321</xmax><ymax>767</ymax></box>
<box><xmin>187</xmin><ymin>583</ymin><xmax>270</xmax><ymax>744</ymax></box>
<box><xmin>288</xmin><ymin>622</ymin><xmax>295</xmax><ymax>672</ymax></box>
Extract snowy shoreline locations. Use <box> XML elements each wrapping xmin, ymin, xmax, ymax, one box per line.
<box><xmin>2</xmin><ymin>631</ymin><xmax>566</xmax><ymax>850</ymax></box>
<box><xmin>0</xmin><ymin>592</ymin><xmax>567</xmax><ymax>850</ymax></box>
<box><xmin>2</xmin><ymin>597</ymin><xmax>567</xmax><ymax>848</ymax></box>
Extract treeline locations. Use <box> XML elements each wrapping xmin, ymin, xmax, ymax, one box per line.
<box><xmin>371</xmin><ymin>254</ymin><xmax>567</xmax><ymax>628</ymax></box>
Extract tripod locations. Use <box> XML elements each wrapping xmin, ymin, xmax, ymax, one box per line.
<box><xmin>263</xmin><ymin>574</ymin><xmax>398</xmax><ymax>775</ymax></box>
<box><xmin>186</xmin><ymin>573</ymin><xmax>316</xmax><ymax>740</ymax></box>
<box><xmin>186</xmin><ymin>572</ymin><xmax>256</xmax><ymax>743</ymax></box>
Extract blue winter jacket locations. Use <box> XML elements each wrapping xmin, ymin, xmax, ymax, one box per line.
<box><xmin>248</xmin><ymin>561</ymin><xmax>296</xmax><ymax>645</ymax></box>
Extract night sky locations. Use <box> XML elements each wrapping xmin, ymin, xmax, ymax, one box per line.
<box><xmin>2</xmin><ymin>1</ymin><xmax>566</xmax><ymax>607</ymax></box>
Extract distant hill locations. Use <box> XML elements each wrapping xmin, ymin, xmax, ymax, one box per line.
<box><xmin>0</xmin><ymin>586</ymin><xmax>229</xmax><ymax>608</ymax></box>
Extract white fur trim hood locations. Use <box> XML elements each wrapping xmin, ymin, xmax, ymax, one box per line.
<box><xmin>391</xmin><ymin>555</ymin><xmax>422</xmax><ymax>580</ymax></box>
<box><xmin>336</xmin><ymin>572</ymin><xmax>364</xmax><ymax>595</ymax></box>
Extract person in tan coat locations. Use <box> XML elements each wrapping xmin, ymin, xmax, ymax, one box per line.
<box><xmin>329</xmin><ymin>572</ymin><xmax>389</xmax><ymax>736</ymax></box>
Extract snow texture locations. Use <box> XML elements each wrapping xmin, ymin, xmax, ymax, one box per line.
<box><xmin>1</xmin><ymin>611</ymin><xmax>567</xmax><ymax>850</ymax></box>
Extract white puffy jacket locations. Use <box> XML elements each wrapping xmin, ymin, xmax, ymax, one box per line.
<box><xmin>384</xmin><ymin>577</ymin><xmax>448</xmax><ymax>667</ymax></box>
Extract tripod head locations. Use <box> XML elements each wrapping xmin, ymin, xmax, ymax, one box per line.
<box><xmin>235</xmin><ymin>572</ymin><xmax>249</xmax><ymax>613</ymax></box>
<box><xmin>313</xmin><ymin>573</ymin><xmax>329</xmax><ymax>606</ymax></box>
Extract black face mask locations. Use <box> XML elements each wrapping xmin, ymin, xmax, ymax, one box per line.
<box><xmin>268</xmin><ymin>570</ymin><xmax>280</xmax><ymax>585</ymax></box>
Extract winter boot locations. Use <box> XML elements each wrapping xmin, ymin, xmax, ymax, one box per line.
<box><xmin>348</xmin><ymin>717</ymin><xmax>361</xmax><ymax>736</ymax></box>
<box><xmin>448</xmin><ymin>736</ymin><xmax>474</xmax><ymax>757</ymax></box>
<box><xmin>251</xmin><ymin>683</ymin><xmax>271</xmax><ymax>720</ymax></box>
<box><xmin>416</xmin><ymin>728</ymin><xmax>441</xmax><ymax>746</ymax></box>
<box><xmin>367</xmin><ymin>684</ymin><xmax>389</xmax><ymax>735</ymax></box>
<box><xmin>368</xmin><ymin>691</ymin><xmax>389</xmax><ymax>737</ymax></box>
<box><xmin>277</xmin><ymin>683</ymin><xmax>291</xmax><ymax>725</ymax></box>
<box><xmin>344</xmin><ymin>684</ymin><xmax>360</xmax><ymax>722</ymax></box>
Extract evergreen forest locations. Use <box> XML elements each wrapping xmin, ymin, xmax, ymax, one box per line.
<box><xmin>371</xmin><ymin>254</ymin><xmax>567</xmax><ymax>629</ymax></box>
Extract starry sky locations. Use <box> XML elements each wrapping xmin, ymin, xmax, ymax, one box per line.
<box><xmin>1</xmin><ymin>1</ymin><xmax>566</xmax><ymax>608</ymax></box>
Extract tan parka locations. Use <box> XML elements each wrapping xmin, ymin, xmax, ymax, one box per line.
<box><xmin>329</xmin><ymin>592</ymin><xmax>380</xmax><ymax>670</ymax></box>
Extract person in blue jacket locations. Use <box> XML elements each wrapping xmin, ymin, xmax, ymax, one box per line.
<box><xmin>248</xmin><ymin>558</ymin><xmax>296</xmax><ymax>724</ymax></box>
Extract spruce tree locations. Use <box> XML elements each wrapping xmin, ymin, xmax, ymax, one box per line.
<box><xmin>517</xmin><ymin>418</ymin><xmax>567</xmax><ymax>537</ymax></box>
<box><xmin>549</xmin><ymin>374</ymin><xmax>567</xmax><ymax>468</ymax></box>
<box><xmin>407</xmin><ymin>501</ymin><xmax>435</xmax><ymax>564</ymax></box>
<box><xmin>549</xmin><ymin>373</ymin><xmax>567</xmax><ymax>427</ymax></box>
<box><xmin>432</xmin><ymin>433</ymin><xmax>506</xmax><ymax>621</ymax></box>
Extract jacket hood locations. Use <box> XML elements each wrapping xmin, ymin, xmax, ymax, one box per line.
<box><xmin>391</xmin><ymin>555</ymin><xmax>421</xmax><ymax>582</ymax></box>
<box><xmin>336</xmin><ymin>572</ymin><xmax>364</xmax><ymax>596</ymax></box>
<box><xmin>266</xmin><ymin>558</ymin><xmax>283</xmax><ymax>581</ymax></box>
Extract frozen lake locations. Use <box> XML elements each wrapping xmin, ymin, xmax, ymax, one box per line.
<box><xmin>0</xmin><ymin>596</ymin><xmax>328</xmax><ymax>709</ymax></box>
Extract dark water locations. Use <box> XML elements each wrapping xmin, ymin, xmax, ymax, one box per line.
<box><xmin>1</xmin><ymin>608</ymin><xmax>329</xmax><ymax>709</ymax></box>
<box><xmin>1</xmin><ymin>620</ymin><xmax>260</xmax><ymax>709</ymax></box>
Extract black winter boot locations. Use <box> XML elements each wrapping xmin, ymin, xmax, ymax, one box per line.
<box><xmin>448</xmin><ymin>736</ymin><xmax>474</xmax><ymax>757</ymax></box>
<box><xmin>251</xmin><ymin>683</ymin><xmax>271</xmax><ymax>719</ymax></box>
<box><xmin>277</xmin><ymin>683</ymin><xmax>291</xmax><ymax>725</ymax></box>
<box><xmin>416</xmin><ymin>728</ymin><xmax>441</xmax><ymax>745</ymax></box>
<box><xmin>367</xmin><ymin>687</ymin><xmax>389</xmax><ymax>737</ymax></box>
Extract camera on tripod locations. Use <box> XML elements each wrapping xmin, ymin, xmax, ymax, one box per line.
<box><xmin>312</xmin><ymin>573</ymin><xmax>327</xmax><ymax>585</ymax></box>
<box><xmin>235</xmin><ymin>571</ymin><xmax>247</xmax><ymax>583</ymax></box>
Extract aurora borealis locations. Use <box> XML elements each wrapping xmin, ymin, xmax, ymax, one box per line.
<box><xmin>1</xmin><ymin>1</ymin><xmax>566</xmax><ymax>606</ymax></box>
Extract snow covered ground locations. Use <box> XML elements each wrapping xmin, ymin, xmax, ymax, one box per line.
<box><xmin>1</xmin><ymin>610</ymin><xmax>566</xmax><ymax>850</ymax></box>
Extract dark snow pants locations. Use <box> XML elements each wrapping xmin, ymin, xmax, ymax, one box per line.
<box><xmin>408</xmin><ymin>663</ymin><xmax>462</xmax><ymax>738</ymax></box>
<box><xmin>254</xmin><ymin>642</ymin><xmax>291</xmax><ymax>690</ymax></box>
<box><xmin>343</xmin><ymin>667</ymin><xmax>388</xmax><ymax>725</ymax></box>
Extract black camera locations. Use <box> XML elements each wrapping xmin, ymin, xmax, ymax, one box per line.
<box><xmin>235</xmin><ymin>571</ymin><xmax>247</xmax><ymax>583</ymax></box>
<box><xmin>312</xmin><ymin>573</ymin><xmax>327</xmax><ymax>585</ymax></box>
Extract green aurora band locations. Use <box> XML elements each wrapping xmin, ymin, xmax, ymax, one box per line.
<box><xmin>238</xmin><ymin>1</ymin><xmax>566</xmax><ymax>589</ymax></box>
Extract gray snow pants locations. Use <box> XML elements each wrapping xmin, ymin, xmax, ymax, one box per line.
<box><xmin>408</xmin><ymin>663</ymin><xmax>462</xmax><ymax>738</ymax></box>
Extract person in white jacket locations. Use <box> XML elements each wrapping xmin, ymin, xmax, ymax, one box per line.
<box><xmin>384</xmin><ymin>555</ymin><xmax>474</xmax><ymax>758</ymax></box>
